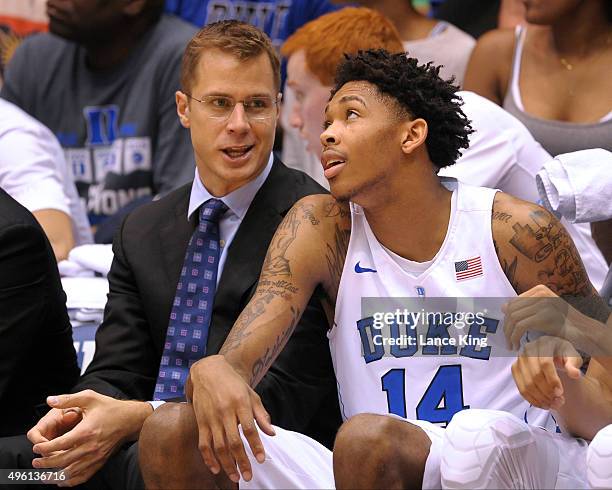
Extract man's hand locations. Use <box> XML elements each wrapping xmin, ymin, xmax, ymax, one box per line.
<box><xmin>27</xmin><ymin>407</ymin><xmax>82</xmax><ymax>445</ymax></box>
<box><xmin>512</xmin><ymin>336</ymin><xmax>582</xmax><ymax>410</ymax></box>
<box><xmin>28</xmin><ymin>390</ymin><xmax>152</xmax><ymax>487</ymax></box>
<box><xmin>503</xmin><ymin>284</ymin><xmax>578</xmax><ymax>350</ymax></box>
<box><xmin>187</xmin><ymin>355</ymin><xmax>275</xmax><ymax>484</ymax></box>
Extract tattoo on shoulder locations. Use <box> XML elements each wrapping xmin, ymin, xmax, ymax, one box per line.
<box><xmin>506</xmin><ymin>207</ymin><xmax>590</xmax><ymax>295</ymax></box>
<box><xmin>492</xmin><ymin>211</ymin><xmax>512</xmax><ymax>223</ymax></box>
<box><xmin>260</xmin><ymin>206</ymin><xmax>301</xmax><ymax>277</ymax></box>
<box><xmin>302</xmin><ymin>205</ymin><xmax>320</xmax><ymax>226</ymax></box>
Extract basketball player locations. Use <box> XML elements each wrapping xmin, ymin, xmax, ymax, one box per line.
<box><xmin>142</xmin><ymin>50</ymin><xmax>609</xmax><ymax>489</ymax></box>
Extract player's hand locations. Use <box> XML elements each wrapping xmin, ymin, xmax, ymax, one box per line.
<box><xmin>187</xmin><ymin>355</ymin><xmax>274</xmax><ymax>483</ymax></box>
<box><xmin>29</xmin><ymin>390</ymin><xmax>152</xmax><ymax>487</ymax></box>
<box><xmin>503</xmin><ymin>284</ymin><xmax>577</xmax><ymax>350</ymax></box>
<box><xmin>512</xmin><ymin>336</ymin><xmax>582</xmax><ymax>410</ymax></box>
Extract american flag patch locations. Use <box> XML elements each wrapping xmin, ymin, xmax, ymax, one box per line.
<box><xmin>454</xmin><ymin>256</ymin><xmax>483</xmax><ymax>281</ymax></box>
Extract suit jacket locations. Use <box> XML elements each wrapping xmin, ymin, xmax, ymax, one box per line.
<box><xmin>74</xmin><ymin>159</ymin><xmax>341</xmax><ymax>446</ymax></box>
<box><xmin>0</xmin><ymin>188</ymin><xmax>79</xmax><ymax>436</ymax></box>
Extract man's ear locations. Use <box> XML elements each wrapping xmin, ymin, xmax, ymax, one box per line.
<box><xmin>275</xmin><ymin>92</ymin><xmax>283</xmax><ymax>124</ymax></box>
<box><xmin>176</xmin><ymin>91</ymin><xmax>191</xmax><ymax>128</ymax></box>
<box><xmin>122</xmin><ymin>0</ymin><xmax>147</xmax><ymax>17</ymax></box>
<box><xmin>400</xmin><ymin>118</ymin><xmax>428</xmax><ymax>155</ymax></box>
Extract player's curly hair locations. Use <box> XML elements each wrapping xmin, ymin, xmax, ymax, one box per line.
<box><xmin>332</xmin><ymin>49</ymin><xmax>473</xmax><ymax>169</ymax></box>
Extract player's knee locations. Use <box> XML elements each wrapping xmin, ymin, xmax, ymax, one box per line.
<box><xmin>335</xmin><ymin>414</ymin><xmax>396</xmax><ymax>462</ymax></box>
<box><xmin>139</xmin><ymin>403</ymin><xmax>197</xmax><ymax>470</ymax></box>
<box><xmin>335</xmin><ymin>414</ymin><xmax>430</xmax><ymax>473</ymax></box>
<box><xmin>441</xmin><ymin>410</ymin><xmax>530</xmax><ymax>489</ymax></box>
<box><xmin>587</xmin><ymin>424</ymin><xmax>612</xmax><ymax>489</ymax></box>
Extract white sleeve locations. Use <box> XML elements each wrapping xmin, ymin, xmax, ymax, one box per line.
<box><xmin>149</xmin><ymin>401</ymin><xmax>166</xmax><ymax>410</ymax></box>
<box><xmin>545</xmin><ymin>149</ymin><xmax>612</xmax><ymax>223</ymax></box>
<box><xmin>0</xmin><ymin>123</ymin><xmax>71</xmax><ymax>215</ymax></box>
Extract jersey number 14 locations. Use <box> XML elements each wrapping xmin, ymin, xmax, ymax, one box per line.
<box><xmin>381</xmin><ymin>365</ymin><xmax>469</xmax><ymax>426</ymax></box>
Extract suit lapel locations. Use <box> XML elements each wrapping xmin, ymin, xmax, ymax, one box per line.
<box><xmin>207</xmin><ymin>159</ymin><xmax>297</xmax><ymax>354</ymax></box>
<box><xmin>158</xmin><ymin>190</ymin><xmax>195</xmax><ymax>294</ymax></box>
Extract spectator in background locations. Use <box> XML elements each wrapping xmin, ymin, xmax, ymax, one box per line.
<box><xmin>1</xmin><ymin>0</ymin><xmax>197</xmax><ymax>237</ymax></box>
<box><xmin>280</xmin><ymin>7</ymin><xmax>608</xmax><ymax>290</ymax></box>
<box><xmin>0</xmin><ymin>99</ymin><xmax>92</xmax><ymax>261</ymax></box>
<box><xmin>498</xmin><ymin>0</ymin><xmax>525</xmax><ymax>29</ymax></box>
<box><xmin>343</xmin><ymin>0</ymin><xmax>475</xmax><ymax>86</ymax></box>
<box><xmin>0</xmin><ymin>188</ymin><xmax>79</xmax><ymax>437</ymax></box>
<box><xmin>0</xmin><ymin>0</ymin><xmax>47</xmax><ymax>81</ymax></box>
<box><xmin>164</xmin><ymin>0</ymin><xmax>339</xmax><ymax>50</ymax></box>
<box><xmin>433</xmin><ymin>0</ymin><xmax>501</xmax><ymax>38</ymax></box>
<box><xmin>464</xmin><ymin>0</ymin><xmax>612</xmax><ymax>156</ymax></box>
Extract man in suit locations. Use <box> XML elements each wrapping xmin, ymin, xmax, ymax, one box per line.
<box><xmin>0</xmin><ymin>21</ymin><xmax>338</xmax><ymax>488</ymax></box>
<box><xmin>0</xmin><ymin>188</ymin><xmax>79</xmax><ymax>437</ymax></box>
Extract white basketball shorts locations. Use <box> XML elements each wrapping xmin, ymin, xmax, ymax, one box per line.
<box><xmin>239</xmin><ymin>417</ymin><xmax>445</xmax><ymax>489</ymax></box>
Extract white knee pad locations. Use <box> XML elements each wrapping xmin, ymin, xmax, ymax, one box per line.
<box><xmin>441</xmin><ymin>409</ymin><xmax>559</xmax><ymax>489</ymax></box>
<box><xmin>587</xmin><ymin>424</ymin><xmax>612</xmax><ymax>489</ymax></box>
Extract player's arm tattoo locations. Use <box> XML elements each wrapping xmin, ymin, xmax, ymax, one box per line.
<box><xmin>494</xmin><ymin>239</ymin><xmax>519</xmax><ymax>291</ymax></box>
<box><xmin>508</xmin><ymin>208</ymin><xmax>589</xmax><ymax>296</ymax></box>
<box><xmin>250</xmin><ymin>306</ymin><xmax>301</xmax><ymax>385</ymax></box>
<box><xmin>324</xmin><ymin>200</ymin><xmax>351</xmax><ymax>219</ymax></box>
<box><xmin>325</xmin><ymin>223</ymin><xmax>351</xmax><ymax>305</ymax></box>
<box><xmin>220</xmin><ymin>199</ymin><xmax>325</xmax><ymax>372</ymax></box>
<box><xmin>492</xmin><ymin>211</ymin><xmax>513</xmax><ymax>224</ymax></box>
<box><xmin>495</xmin><ymin>198</ymin><xmax>609</xmax><ymax>321</ymax></box>
<box><xmin>260</xmin><ymin>205</ymin><xmax>300</xmax><ymax>278</ymax></box>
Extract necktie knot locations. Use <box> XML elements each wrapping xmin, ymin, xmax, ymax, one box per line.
<box><xmin>200</xmin><ymin>198</ymin><xmax>228</xmax><ymax>224</ymax></box>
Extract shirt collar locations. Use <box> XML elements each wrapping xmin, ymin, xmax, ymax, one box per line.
<box><xmin>188</xmin><ymin>154</ymin><xmax>274</xmax><ymax>221</ymax></box>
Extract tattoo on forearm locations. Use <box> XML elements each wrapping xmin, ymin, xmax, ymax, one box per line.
<box><xmin>221</xmin><ymin>292</ymin><xmax>276</xmax><ymax>355</ymax></box>
<box><xmin>250</xmin><ymin>306</ymin><xmax>301</xmax><ymax>385</ymax></box>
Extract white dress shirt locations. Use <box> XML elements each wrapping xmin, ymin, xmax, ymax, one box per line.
<box><xmin>187</xmin><ymin>154</ymin><xmax>273</xmax><ymax>284</ymax></box>
<box><xmin>536</xmin><ymin>148</ymin><xmax>612</xmax><ymax>224</ymax></box>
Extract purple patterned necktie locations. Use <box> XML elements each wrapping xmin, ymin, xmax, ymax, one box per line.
<box><xmin>154</xmin><ymin>198</ymin><xmax>228</xmax><ymax>400</ymax></box>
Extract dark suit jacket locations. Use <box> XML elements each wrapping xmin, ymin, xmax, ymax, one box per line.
<box><xmin>0</xmin><ymin>188</ymin><xmax>79</xmax><ymax>436</ymax></box>
<box><xmin>74</xmin><ymin>159</ymin><xmax>341</xmax><ymax>447</ymax></box>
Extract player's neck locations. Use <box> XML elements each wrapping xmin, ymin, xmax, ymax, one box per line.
<box><xmin>364</xmin><ymin>171</ymin><xmax>453</xmax><ymax>263</ymax></box>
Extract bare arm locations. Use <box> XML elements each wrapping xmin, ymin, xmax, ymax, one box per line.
<box><xmin>218</xmin><ymin>195</ymin><xmax>349</xmax><ymax>385</ymax></box>
<box><xmin>493</xmin><ymin>192</ymin><xmax>612</xmax><ymax>437</ymax></box>
<box><xmin>463</xmin><ymin>29</ymin><xmax>514</xmax><ymax>105</ymax></box>
<box><xmin>184</xmin><ymin>195</ymin><xmax>350</xmax><ymax>482</ymax></box>
<box><xmin>33</xmin><ymin>209</ymin><xmax>75</xmax><ymax>261</ymax></box>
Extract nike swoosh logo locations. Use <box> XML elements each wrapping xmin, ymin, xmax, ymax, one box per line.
<box><xmin>355</xmin><ymin>261</ymin><xmax>377</xmax><ymax>273</ymax></box>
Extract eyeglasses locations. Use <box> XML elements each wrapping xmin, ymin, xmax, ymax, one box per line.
<box><xmin>185</xmin><ymin>94</ymin><xmax>281</xmax><ymax>122</ymax></box>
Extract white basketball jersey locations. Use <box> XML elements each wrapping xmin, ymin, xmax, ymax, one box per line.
<box><xmin>330</xmin><ymin>179</ymin><xmax>554</xmax><ymax>430</ymax></box>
